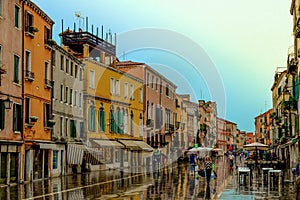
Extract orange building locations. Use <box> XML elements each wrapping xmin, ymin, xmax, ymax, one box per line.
<box><xmin>22</xmin><ymin>0</ymin><xmax>55</xmax><ymax>181</ymax></box>
<box><xmin>255</xmin><ymin>109</ymin><xmax>273</xmax><ymax>145</ymax></box>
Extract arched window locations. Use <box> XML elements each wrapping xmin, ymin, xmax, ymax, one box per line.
<box><xmin>124</xmin><ymin>109</ymin><xmax>128</xmax><ymax>134</ymax></box>
<box><xmin>109</xmin><ymin>106</ymin><xmax>115</xmax><ymax>133</ymax></box>
<box><xmin>88</xmin><ymin>104</ymin><xmax>96</xmax><ymax>131</ymax></box>
<box><xmin>139</xmin><ymin>113</ymin><xmax>143</xmax><ymax>137</ymax></box>
<box><xmin>98</xmin><ymin>103</ymin><xmax>105</xmax><ymax>132</ymax></box>
<box><xmin>116</xmin><ymin>107</ymin><xmax>120</xmax><ymax>133</ymax></box>
<box><xmin>130</xmin><ymin>111</ymin><xmax>134</xmax><ymax>136</ymax></box>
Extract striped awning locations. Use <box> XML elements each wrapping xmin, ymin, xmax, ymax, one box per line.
<box><xmin>92</xmin><ymin>139</ymin><xmax>124</xmax><ymax>148</ymax></box>
<box><xmin>67</xmin><ymin>144</ymin><xmax>102</xmax><ymax>165</ymax></box>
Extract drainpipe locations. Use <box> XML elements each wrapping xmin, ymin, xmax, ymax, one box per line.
<box><xmin>21</xmin><ymin>0</ymin><xmax>25</xmax><ymax>184</ymax></box>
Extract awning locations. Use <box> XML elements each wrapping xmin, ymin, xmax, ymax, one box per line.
<box><xmin>37</xmin><ymin>143</ymin><xmax>65</xmax><ymax>150</ymax></box>
<box><xmin>67</xmin><ymin>144</ymin><xmax>102</xmax><ymax>165</ymax></box>
<box><xmin>117</xmin><ymin>140</ymin><xmax>142</xmax><ymax>151</ymax></box>
<box><xmin>92</xmin><ymin>139</ymin><xmax>124</xmax><ymax>148</ymax></box>
<box><xmin>133</xmin><ymin>140</ymin><xmax>154</xmax><ymax>152</ymax></box>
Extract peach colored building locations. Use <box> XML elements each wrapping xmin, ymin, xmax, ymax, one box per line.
<box><xmin>246</xmin><ymin>132</ymin><xmax>254</xmax><ymax>144</ymax></box>
<box><xmin>216</xmin><ymin>118</ymin><xmax>227</xmax><ymax>152</ymax></box>
<box><xmin>255</xmin><ymin>108</ymin><xmax>273</xmax><ymax>145</ymax></box>
<box><xmin>117</xmin><ymin>61</ymin><xmax>177</xmax><ymax>163</ymax></box>
<box><xmin>23</xmin><ymin>0</ymin><xmax>55</xmax><ymax>181</ymax></box>
<box><xmin>0</xmin><ymin>0</ymin><xmax>23</xmax><ymax>185</ymax></box>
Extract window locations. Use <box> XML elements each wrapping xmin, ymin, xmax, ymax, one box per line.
<box><xmin>53</xmin><ymin>151</ymin><xmax>58</xmax><ymax>169</ymax></box>
<box><xmin>44</xmin><ymin>26</ymin><xmax>51</xmax><ymax>44</ymax></box>
<box><xmin>156</xmin><ymin>78</ymin><xmax>158</xmax><ymax>91</ymax></box>
<box><xmin>13</xmin><ymin>103</ymin><xmax>22</xmax><ymax>132</ymax></box>
<box><xmin>139</xmin><ymin>114</ymin><xmax>143</xmax><ymax>137</ymax></box>
<box><xmin>65</xmin><ymin>87</ymin><xmax>68</xmax><ymax>103</ymax></box>
<box><xmin>75</xmin><ymin>65</ymin><xmax>78</xmax><ymax>78</ymax></box>
<box><xmin>0</xmin><ymin>100</ymin><xmax>5</xmax><ymax>129</ymax></box>
<box><xmin>60</xmin><ymin>117</ymin><xmax>63</xmax><ymax>136</ymax></box>
<box><xmin>0</xmin><ymin>0</ymin><xmax>3</xmax><ymax>17</ymax></box>
<box><xmin>116</xmin><ymin>80</ymin><xmax>120</xmax><ymax>96</ymax></box>
<box><xmin>110</xmin><ymin>78</ymin><xmax>115</xmax><ymax>94</ymax></box>
<box><xmin>79</xmin><ymin>68</ymin><xmax>83</xmax><ymax>81</ymax></box>
<box><xmin>88</xmin><ymin>106</ymin><xmax>96</xmax><ymax>131</ymax></box>
<box><xmin>70</xmin><ymin>62</ymin><xmax>73</xmax><ymax>76</ymax></box>
<box><xmin>79</xmin><ymin>93</ymin><xmax>82</xmax><ymax>107</ymax></box>
<box><xmin>60</xmin><ymin>84</ymin><xmax>63</xmax><ymax>101</ymax></box>
<box><xmin>130</xmin><ymin>84</ymin><xmax>134</xmax><ymax>100</ymax></box>
<box><xmin>124</xmin><ymin>83</ymin><xmax>128</xmax><ymax>99</ymax></box>
<box><xmin>139</xmin><ymin>88</ymin><xmax>143</xmax><ymax>103</ymax></box>
<box><xmin>0</xmin><ymin>46</ymin><xmax>2</xmax><ymax>67</ymax></box>
<box><xmin>60</xmin><ymin>55</ymin><xmax>64</xmax><ymax>70</ymax></box>
<box><xmin>25</xmin><ymin>97</ymin><xmax>30</xmax><ymax>124</ymax></box>
<box><xmin>166</xmin><ymin>84</ymin><xmax>170</xmax><ymax>97</ymax></box>
<box><xmin>90</xmin><ymin>70</ymin><xmax>95</xmax><ymax>89</ymax></box>
<box><xmin>25</xmin><ymin>11</ymin><xmax>34</xmax><ymax>33</ymax></box>
<box><xmin>109</xmin><ymin>106</ymin><xmax>115</xmax><ymax>133</ymax></box>
<box><xmin>115</xmin><ymin>108</ymin><xmax>121</xmax><ymax>134</ymax></box>
<box><xmin>65</xmin><ymin>118</ymin><xmax>68</xmax><ymax>136</ymax></box>
<box><xmin>130</xmin><ymin>111</ymin><xmax>134</xmax><ymax>136</ymax></box>
<box><xmin>124</xmin><ymin>110</ymin><xmax>128</xmax><ymax>134</ymax></box>
<box><xmin>44</xmin><ymin>62</ymin><xmax>49</xmax><ymax>81</ymax></box>
<box><xmin>152</xmin><ymin>75</ymin><xmax>154</xmax><ymax>88</ymax></box>
<box><xmin>99</xmin><ymin>104</ymin><xmax>105</xmax><ymax>132</ymax></box>
<box><xmin>13</xmin><ymin>55</ymin><xmax>20</xmax><ymax>83</ymax></box>
<box><xmin>69</xmin><ymin>89</ymin><xmax>73</xmax><ymax>105</ymax></box>
<box><xmin>14</xmin><ymin>5</ymin><xmax>20</xmax><ymax>28</ymax></box>
<box><xmin>80</xmin><ymin>122</ymin><xmax>84</xmax><ymax>138</ymax></box>
<box><xmin>65</xmin><ymin>59</ymin><xmax>69</xmax><ymax>74</ymax></box>
<box><xmin>147</xmin><ymin>73</ymin><xmax>149</xmax><ymax>86</ymax></box>
<box><xmin>44</xmin><ymin>103</ymin><xmax>51</xmax><ymax>127</ymax></box>
<box><xmin>51</xmin><ymin>81</ymin><xmax>55</xmax><ymax>99</ymax></box>
<box><xmin>74</xmin><ymin>91</ymin><xmax>77</xmax><ymax>106</ymax></box>
<box><xmin>25</xmin><ymin>51</ymin><xmax>31</xmax><ymax>71</ymax></box>
<box><xmin>70</xmin><ymin>119</ymin><xmax>76</xmax><ymax>138</ymax></box>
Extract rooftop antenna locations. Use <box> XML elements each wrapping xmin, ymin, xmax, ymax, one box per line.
<box><xmin>75</xmin><ymin>12</ymin><xmax>84</xmax><ymax>31</ymax></box>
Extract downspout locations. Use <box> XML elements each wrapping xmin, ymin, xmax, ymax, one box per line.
<box><xmin>21</xmin><ymin>0</ymin><xmax>25</xmax><ymax>184</ymax></box>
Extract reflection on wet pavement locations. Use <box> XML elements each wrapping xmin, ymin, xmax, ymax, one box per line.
<box><xmin>0</xmin><ymin>156</ymin><xmax>297</xmax><ymax>199</ymax></box>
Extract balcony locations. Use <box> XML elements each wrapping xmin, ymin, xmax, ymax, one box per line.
<box><xmin>60</xmin><ymin>31</ymin><xmax>116</xmax><ymax>56</ymax></box>
<box><xmin>165</xmin><ymin>123</ymin><xmax>174</xmax><ymax>134</ymax></box>
<box><xmin>146</xmin><ymin>119</ymin><xmax>154</xmax><ymax>128</ymax></box>
<box><xmin>25</xmin><ymin>70</ymin><xmax>35</xmax><ymax>81</ymax></box>
<box><xmin>44</xmin><ymin>79</ymin><xmax>52</xmax><ymax>89</ymax></box>
<box><xmin>175</xmin><ymin>121</ymin><xmax>180</xmax><ymax>130</ymax></box>
<box><xmin>287</xmin><ymin>52</ymin><xmax>297</xmax><ymax>74</ymax></box>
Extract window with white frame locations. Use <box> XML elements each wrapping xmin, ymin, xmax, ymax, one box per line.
<box><xmin>60</xmin><ymin>84</ymin><xmax>63</xmax><ymax>102</ymax></box>
<box><xmin>14</xmin><ymin>5</ymin><xmax>20</xmax><ymax>28</ymax></box>
<box><xmin>25</xmin><ymin>50</ymin><xmax>31</xmax><ymax>71</ymax></box>
<box><xmin>116</xmin><ymin>80</ymin><xmax>120</xmax><ymax>96</ymax></box>
<box><xmin>74</xmin><ymin>91</ymin><xmax>77</xmax><ymax>106</ymax></box>
<box><xmin>139</xmin><ymin>88</ymin><xmax>143</xmax><ymax>103</ymax></box>
<box><xmin>130</xmin><ymin>84</ymin><xmax>134</xmax><ymax>100</ymax></box>
<box><xmin>90</xmin><ymin>70</ymin><xmax>95</xmax><ymax>89</ymax></box>
<box><xmin>124</xmin><ymin>83</ymin><xmax>128</xmax><ymax>99</ymax></box>
<box><xmin>65</xmin><ymin>86</ymin><xmax>68</xmax><ymax>103</ymax></box>
<box><xmin>79</xmin><ymin>93</ymin><xmax>82</xmax><ymax>107</ymax></box>
<box><xmin>110</xmin><ymin>78</ymin><xmax>115</xmax><ymax>95</ymax></box>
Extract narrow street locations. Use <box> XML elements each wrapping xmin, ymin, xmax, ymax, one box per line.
<box><xmin>0</xmin><ymin>156</ymin><xmax>297</xmax><ymax>199</ymax></box>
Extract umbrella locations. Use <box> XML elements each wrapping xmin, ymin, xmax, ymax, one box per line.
<box><xmin>197</xmin><ymin>147</ymin><xmax>213</xmax><ymax>152</ymax></box>
<box><xmin>186</xmin><ymin>147</ymin><xmax>199</xmax><ymax>154</ymax></box>
<box><xmin>243</xmin><ymin>142</ymin><xmax>268</xmax><ymax>151</ymax></box>
<box><xmin>212</xmin><ymin>148</ymin><xmax>224</xmax><ymax>155</ymax></box>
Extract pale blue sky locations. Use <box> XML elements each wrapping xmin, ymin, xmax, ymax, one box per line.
<box><xmin>33</xmin><ymin>0</ymin><xmax>293</xmax><ymax>132</ymax></box>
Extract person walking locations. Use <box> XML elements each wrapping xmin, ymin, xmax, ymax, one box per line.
<box><xmin>204</xmin><ymin>155</ymin><xmax>212</xmax><ymax>184</ymax></box>
<box><xmin>189</xmin><ymin>154</ymin><xmax>196</xmax><ymax>175</ymax></box>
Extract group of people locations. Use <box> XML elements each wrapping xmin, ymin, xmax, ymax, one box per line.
<box><xmin>189</xmin><ymin>154</ymin><xmax>215</xmax><ymax>184</ymax></box>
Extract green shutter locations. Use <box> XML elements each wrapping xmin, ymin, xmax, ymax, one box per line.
<box><xmin>14</xmin><ymin>55</ymin><xmax>19</xmax><ymax>83</ymax></box>
<box><xmin>13</xmin><ymin>104</ymin><xmax>17</xmax><ymax>131</ymax></box>
<box><xmin>88</xmin><ymin>107</ymin><xmax>92</xmax><ymax>131</ymax></box>
<box><xmin>0</xmin><ymin>100</ymin><xmax>4</xmax><ymax>129</ymax></box>
<box><xmin>120</xmin><ymin>112</ymin><xmax>123</xmax><ymax>134</ymax></box>
<box><xmin>102</xmin><ymin>111</ymin><xmax>105</xmax><ymax>132</ymax></box>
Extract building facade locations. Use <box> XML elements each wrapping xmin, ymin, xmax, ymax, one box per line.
<box><xmin>23</xmin><ymin>0</ymin><xmax>55</xmax><ymax>181</ymax></box>
<box><xmin>0</xmin><ymin>0</ymin><xmax>23</xmax><ymax>185</ymax></box>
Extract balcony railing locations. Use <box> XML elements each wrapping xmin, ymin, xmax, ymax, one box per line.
<box><xmin>25</xmin><ymin>70</ymin><xmax>35</xmax><ymax>81</ymax></box>
<box><xmin>288</xmin><ymin>52</ymin><xmax>297</xmax><ymax>73</ymax></box>
<box><xmin>60</xmin><ymin>31</ymin><xmax>116</xmax><ymax>56</ymax></box>
<box><xmin>44</xmin><ymin>79</ymin><xmax>52</xmax><ymax>88</ymax></box>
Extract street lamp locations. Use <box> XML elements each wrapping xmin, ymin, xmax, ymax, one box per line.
<box><xmin>3</xmin><ymin>97</ymin><xmax>12</xmax><ymax>109</ymax></box>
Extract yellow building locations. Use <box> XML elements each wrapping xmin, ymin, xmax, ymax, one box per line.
<box><xmin>60</xmin><ymin>25</ymin><xmax>152</xmax><ymax>172</ymax></box>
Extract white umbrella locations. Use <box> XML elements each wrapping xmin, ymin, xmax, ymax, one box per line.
<box><xmin>243</xmin><ymin>142</ymin><xmax>268</xmax><ymax>151</ymax></box>
<box><xmin>197</xmin><ymin>147</ymin><xmax>213</xmax><ymax>152</ymax></box>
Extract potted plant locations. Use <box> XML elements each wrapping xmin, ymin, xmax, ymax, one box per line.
<box><xmin>29</xmin><ymin>26</ymin><xmax>39</xmax><ymax>33</ymax></box>
<box><xmin>47</xmin><ymin>39</ymin><xmax>57</xmax><ymax>46</ymax></box>
<box><xmin>30</xmin><ymin>116</ymin><xmax>38</xmax><ymax>123</ymax></box>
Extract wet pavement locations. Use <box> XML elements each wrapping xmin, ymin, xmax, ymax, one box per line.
<box><xmin>0</xmin><ymin>156</ymin><xmax>297</xmax><ymax>199</ymax></box>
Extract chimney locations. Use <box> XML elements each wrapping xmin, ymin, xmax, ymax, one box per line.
<box><xmin>100</xmin><ymin>51</ymin><xmax>105</xmax><ymax>64</ymax></box>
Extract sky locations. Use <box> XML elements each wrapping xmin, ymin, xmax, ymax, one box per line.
<box><xmin>32</xmin><ymin>0</ymin><xmax>293</xmax><ymax>132</ymax></box>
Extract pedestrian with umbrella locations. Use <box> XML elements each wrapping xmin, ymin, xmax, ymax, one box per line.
<box><xmin>204</xmin><ymin>155</ymin><xmax>212</xmax><ymax>184</ymax></box>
